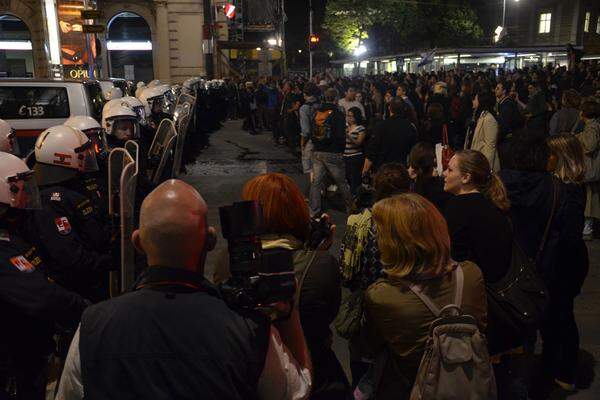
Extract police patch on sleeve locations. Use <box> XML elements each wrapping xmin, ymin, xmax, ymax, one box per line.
<box><xmin>55</xmin><ymin>217</ymin><xmax>72</xmax><ymax>235</ymax></box>
<box><xmin>10</xmin><ymin>255</ymin><xmax>35</xmax><ymax>273</ymax></box>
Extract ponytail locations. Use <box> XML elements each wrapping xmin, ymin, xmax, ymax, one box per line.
<box><xmin>455</xmin><ymin>150</ymin><xmax>511</xmax><ymax>212</ymax></box>
<box><xmin>484</xmin><ymin>174</ymin><xmax>511</xmax><ymax>211</ymax></box>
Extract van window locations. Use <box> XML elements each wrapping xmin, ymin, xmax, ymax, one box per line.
<box><xmin>84</xmin><ymin>82</ymin><xmax>105</xmax><ymax>122</ymax></box>
<box><xmin>0</xmin><ymin>86</ymin><xmax>70</xmax><ymax>119</ymax></box>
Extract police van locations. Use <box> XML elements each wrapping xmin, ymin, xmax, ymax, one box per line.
<box><xmin>0</xmin><ymin>79</ymin><xmax>105</xmax><ymax>152</ymax></box>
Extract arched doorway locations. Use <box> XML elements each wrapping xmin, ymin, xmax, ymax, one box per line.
<box><xmin>0</xmin><ymin>14</ymin><xmax>34</xmax><ymax>77</ymax></box>
<box><xmin>107</xmin><ymin>12</ymin><xmax>153</xmax><ymax>83</ymax></box>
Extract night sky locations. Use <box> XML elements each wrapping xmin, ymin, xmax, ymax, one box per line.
<box><xmin>284</xmin><ymin>0</ymin><xmax>326</xmax><ymax>66</ymax></box>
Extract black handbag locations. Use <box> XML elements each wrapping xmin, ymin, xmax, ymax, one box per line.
<box><xmin>485</xmin><ymin>179</ymin><xmax>557</xmax><ymax>354</ymax></box>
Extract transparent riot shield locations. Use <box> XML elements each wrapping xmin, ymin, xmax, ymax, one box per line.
<box><xmin>175</xmin><ymin>93</ymin><xmax>197</xmax><ymax>111</ymax></box>
<box><xmin>107</xmin><ymin>146</ymin><xmax>138</xmax><ymax>297</ymax></box>
<box><xmin>147</xmin><ymin>119</ymin><xmax>177</xmax><ymax>183</ymax></box>
<box><xmin>172</xmin><ymin>94</ymin><xmax>196</xmax><ymax>177</ymax></box>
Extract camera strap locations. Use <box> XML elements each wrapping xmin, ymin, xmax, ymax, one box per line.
<box><xmin>294</xmin><ymin>250</ymin><xmax>319</xmax><ymax>309</ymax></box>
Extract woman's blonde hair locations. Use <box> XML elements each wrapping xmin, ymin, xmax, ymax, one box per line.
<box><xmin>455</xmin><ymin>150</ymin><xmax>511</xmax><ymax>211</ymax></box>
<box><xmin>372</xmin><ymin>193</ymin><xmax>452</xmax><ymax>280</ymax></box>
<box><xmin>547</xmin><ymin>134</ymin><xmax>586</xmax><ymax>184</ymax></box>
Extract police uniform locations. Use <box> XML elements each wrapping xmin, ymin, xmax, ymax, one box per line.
<box><xmin>0</xmin><ymin>224</ymin><xmax>87</xmax><ymax>399</ymax></box>
<box><xmin>23</xmin><ymin>180</ymin><xmax>114</xmax><ymax>302</ymax></box>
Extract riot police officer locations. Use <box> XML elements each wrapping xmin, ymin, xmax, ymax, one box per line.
<box><xmin>0</xmin><ymin>119</ymin><xmax>20</xmax><ymax>155</ymax></box>
<box><xmin>101</xmin><ymin>99</ymin><xmax>141</xmax><ymax>149</ymax></box>
<box><xmin>138</xmin><ymin>84</ymin><xmax>176</xmax><ymax>131</ymax></box>
<box><xmin>104</xmin><ymin>86</ymin><xmax>123</xmax><ymax>101</ymax></box>
<box><xmin>63</xmin><ymin>116</ymin><xmax>110</xmax><ymax>219</ymax></box>
<box><xmin>0</xmin><ymin>152</ymin><xmax>88</xmax><ymax>399</ymax></box>
<box><xmin>24</xmin><ymin>126</ymin><xmax>114</xmax><ymax>301</ymax></box>
<box><xmin>120</xmin><ymin>95</ymin><xmax>155</xmax><ymax>144</ymax></box>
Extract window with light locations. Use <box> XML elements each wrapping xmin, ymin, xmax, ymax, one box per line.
<box><xmin>584</xmin><ymin>12</ymin><xmax>590</xmax><ymax>32</ymax></box>
<box><xmin>539</xmin><ymin>13</ymin><xmax>552</xmax><ymax>34</ymax></box>
<box><xmin>596</xmin><ymin>16</ymin><xmax>600</xmax><ymax>34</ymax></box>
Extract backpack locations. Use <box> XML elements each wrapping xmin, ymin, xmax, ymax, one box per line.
<box><xmin>312</xmin><ymin>107</ymin><xmax>338</xmax><ymax>143</ymax></box>
<box><xmin>409</xmin><ymin>265</ymin><xmax>497</xmax><ymax>400</ymax></box>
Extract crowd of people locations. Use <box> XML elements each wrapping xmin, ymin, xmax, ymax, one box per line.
<box><xmin>0</xmin><ymin>60</ymin><xmax>599</xmax><ymax>400</ymax></box>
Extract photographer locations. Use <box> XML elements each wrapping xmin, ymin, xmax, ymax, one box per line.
<box><xmin>216</xmin><ymin>173</ymin><xmax>348</xmax><ymax>399</ymax></box>
<box><xmin>57</xmin><ymin>180</ymin><xmax>312</xmax><ymax>400</ymax></box>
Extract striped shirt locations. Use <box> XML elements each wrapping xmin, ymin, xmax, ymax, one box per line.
<box><xmin>344</xmin><ymin>125</ymin><xmax>366</xmax><ymax>157</ymax></box>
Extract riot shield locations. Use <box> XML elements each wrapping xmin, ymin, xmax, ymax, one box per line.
<box><xmin>107</xmin><ymin>147</ymin><xmax>138</xmax><ymax>297</ymax></box>
<box><xmin>175</xmin><ymin>92</ymin><xmax>197</xmax><ymax>111</ymax></box>
<box><xmin>147</xmin><ymin>119</ymin><xmax>177</xmax><ymax>183</ymax></box>
<box><xmin>172</xmin><ymin>113</ymin><xmax>190</xmax><ymax>177</ymax></box>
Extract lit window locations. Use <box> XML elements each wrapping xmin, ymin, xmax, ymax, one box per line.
<box><xmin>539</xmin><ymin>13</ymin><xmax>552</xmax><ymax>34</ymax></box>
<box><xmin>584</xmin><ymin>12</ymin><xmax>590</xmax><ymax>32</ymax></box>
<box><xmin>597</xmin><ymin>16</ymin><xmax>600</xmax><ymax>34</ymax></box>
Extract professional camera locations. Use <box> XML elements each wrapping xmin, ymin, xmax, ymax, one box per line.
<box><xmin>219</xmin><ymin>200</ymin><xmax>296</xmax><ymax>309</ymax></box>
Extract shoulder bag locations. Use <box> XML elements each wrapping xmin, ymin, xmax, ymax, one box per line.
<box><xmin>485</xmin><ymin>179</ymin><xmax>557</xmax><ymax>354</ymax></box>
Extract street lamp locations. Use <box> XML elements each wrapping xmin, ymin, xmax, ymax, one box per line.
<box><xmin>502</xmin><ymin>0</ymin><xmax>520</xmax><ymax>28</ymax></box>
<box><xmin>353</xmin><ymin>45</ymin><xmax>367</xmax><ymax>57</ymax></box>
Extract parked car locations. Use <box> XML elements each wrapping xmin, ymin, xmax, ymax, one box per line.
<box><xmin>0</xmin><ymin>79</ymin><xmax>105</xmax><ymax>152</ymax></box>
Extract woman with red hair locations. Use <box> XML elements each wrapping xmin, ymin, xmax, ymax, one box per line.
<box><xmin>220</xmin><ymin>173</ymin><xmax>349</xmax><ymax>399</ymax></box>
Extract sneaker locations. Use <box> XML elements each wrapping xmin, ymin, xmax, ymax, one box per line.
<box><xmin>583</xmin><ymin>219</ymin><xmax>593</xmax><ymax>239</ymax></box>
<box><xmin>327</xmin><ymin>184</ymin><xmax>338</xmax><ymax>193</ymax></box>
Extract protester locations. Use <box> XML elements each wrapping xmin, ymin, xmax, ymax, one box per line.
<box><xmin>309</xmin><ymin>88</ymin><xmax>354</xmax><ymax>217</ymax></box>
<box><xmin>339</xmin><ymin>163</ymin><xmax>411</xmax><ymax>388</ymax></box>
<box><xmin>363</xmin><ymin>193</ymin><xmax>487</xmax><ymax>399</ymax></box>
<box><xmin>443</xmin><ymin>150</ymin><xmax>512</xmax><ymax>283</ymax></box>
<box><xmin>576</xmin><ymin>100</ymin><xmax>600</xmax><ymax>240</ymax></box>
<box><xmin>407</xmin><ymin>142</ymin><xmax>451</xmax><ymax>211</ymax></box>
<box><xmin>339</xmin><ymin>86</ymin><xmax>365</xmax><ymax>119</ymax></box>
<box><xmin>549</xmin><ymin>89</ymin><xmax>581</xmax><ymax>135</ymax></box>
<box><xmin>543</xmin><ymin>135</ymin><xmax>589</xmax><ymax>393</ymax></box>
<box><xmin>283</xmin><ymin>94</ymin><xmax>303</xmax><ymax>150</ymax></box>
<box><xmin>495</xmin><ymin>81</ymin><xmax>524</xmax><ymax>167</ymax></box>
<box><xmin>300</xmin><ymin>83</ymin><xmax>320</xmax><ymax>179</ymax></box>
<box><xmin>363</xmin><ymin>98</ymin><xmax>417</xmax><ymax>176</ymax></box>
<box><xmin>57</xmin><ymin>180</ymin><xmax>312</xmax><ymax>400</ymax></box>
<box><xmin>344</xmin><ymin>107</ymin><xmax>368</xmax><ymax>194</ymax></box>
<box><xmin>467</xmin><ymin>92</ymin><xmax>501</xmax><ymax>172</ymax></box>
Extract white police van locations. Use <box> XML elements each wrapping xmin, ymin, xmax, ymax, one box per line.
<box><xmin>0</xmin><ymin>79</ymin><xmax>105</xmax><ymax>151</ymax></box>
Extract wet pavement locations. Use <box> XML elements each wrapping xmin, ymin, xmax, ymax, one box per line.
<box><xmin>181</xmin><ymin>120</ymin><xmax>600</xmax><ymax>399</ymax></box>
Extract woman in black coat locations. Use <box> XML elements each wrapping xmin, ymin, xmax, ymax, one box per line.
<box><xmin>407</xmin><ymin>142</ymin><xmax>451</xmax><ymax>211</ymax></box>
<box><xmin>442</xmin><ymin>150</ymin><xmax>512</xmax><ymax>284</ymax></box>
<box><xmin>500</xmin><ymin>131</ymin><xmax>589</xmax><ymax>395</ymax></box>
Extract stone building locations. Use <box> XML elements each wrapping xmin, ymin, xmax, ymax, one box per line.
<box><xmin>0</xmin><ymin>0</ymin><xmax>210</xmax><ymax>83</ymax></box>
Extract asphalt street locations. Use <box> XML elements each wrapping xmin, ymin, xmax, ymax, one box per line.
<box><xmin>182</xmin><ymin>120</ymin><xmax>600</xmax><ymax>399</ymax></box>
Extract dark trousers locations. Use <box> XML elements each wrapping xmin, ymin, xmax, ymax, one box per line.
<box><xmin>344</xmin><ymin>154</ymin><xmax>364</xmax><ymax>195</ymax></box>
<box><xmin>540</xmin><ymin>289</ymin><xmax>580</xmax><ymax>384</ymax></box>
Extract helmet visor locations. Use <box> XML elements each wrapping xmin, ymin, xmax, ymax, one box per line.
<box><xmin>6</xmin><ymin>170</ymin><xmax>41</xmax><ymax>209</ymax></box>
<box><xmin>74</xmin><ymin>141</ymin><xmax>99</xmax><ymax>172</ymax></box>
<box><xmin>133</xmin><ymin>105</ymin><xmax>148</xmax><ymax>127</ymax></box>
<box><xmin>84</xmin><ymin>128</ymin><xmax>109</xmax><ymax>159</ymax></box>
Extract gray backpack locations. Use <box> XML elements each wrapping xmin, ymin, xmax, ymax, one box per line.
<box><xmin>409</xmin><ymin>266</ymin><xmax>497</xmax><ymax>400</ymax></box>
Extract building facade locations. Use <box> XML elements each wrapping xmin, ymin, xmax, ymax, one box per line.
<box><xmin>0</xmin><ymin>0</ymin><xmax>209</xmax><ymax>83</ymax></box>
<box><xmin>504</xmin><ymin>0</ymin><xmax>600</xmax><ymax>57</ymax></box>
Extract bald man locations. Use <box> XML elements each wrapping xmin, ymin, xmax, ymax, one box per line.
<box><xmin>57</xmin><ymin>180</ymin><xmax>312</xmax><ymax>400</ymax></box>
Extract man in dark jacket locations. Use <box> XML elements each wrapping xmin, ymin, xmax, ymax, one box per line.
<box><xmin>309</xmin><ymin>88</ymin><xmax>354</xmax><ymax>217</ymax></box>
<box><xmin>495</xmin><ymin>81</ymin><xmax>525</xmax><ymax>168</ymax></box>
<box><xmin>57</xmin><ymin>180</ymin><xmax>313</xmax><ymax>400</ymax></box>
<box><xmin>363</xmin><ymin>97</ymin><xmax>417</xmax><ymax>175</ymax></box>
